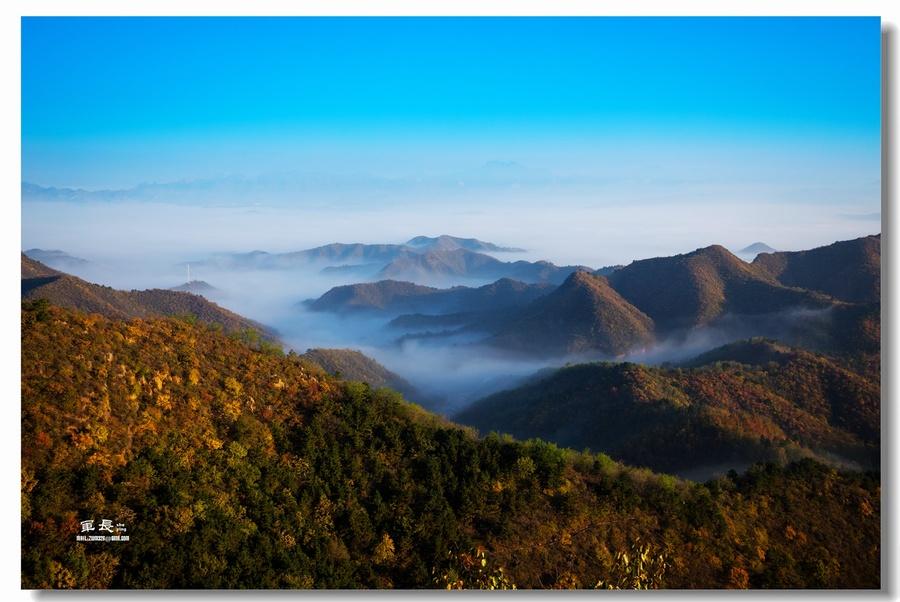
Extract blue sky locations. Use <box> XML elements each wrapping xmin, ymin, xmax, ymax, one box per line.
<box><xmin>20</xmin><ymin>16</ymin><xmax>882</xmax><ymax>266</ymax></box>
<box><xmin>22</xmin><ymin>17</ymin><xmax>880</xmax><ymax>189</ymax></box>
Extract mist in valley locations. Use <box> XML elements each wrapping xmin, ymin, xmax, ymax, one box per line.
<box><xmin>21</xmin><ymin>195</ymin><xmax>876</xmax><ymax>418</ymax></box>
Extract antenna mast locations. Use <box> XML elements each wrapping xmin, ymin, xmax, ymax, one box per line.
<box><xmin>187</xmin><ymin>263</ymin><xmax>191</xmax><ymax>283</ymax></box>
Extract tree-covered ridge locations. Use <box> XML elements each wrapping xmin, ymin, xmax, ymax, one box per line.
<box><xmin>491</xmin><ymin>270</ymin><xmax>655</xmax><ymax>356</ymax></box>
<box><xmin>22</xmin><ymin>303</ymin><xmax>878</xmax><ymax>589</ymax></box>
<box><xmin>308</xmin><ymin>236</ymin><xmax>880</xmax><ymax>361</ymax></box>
<box><xmin>606</xmin><ymin>245</ymin><xmax>832</xmax><ymax>332</ymax></box>
<box><xmin>752</xmin><ymin>234</ymin><xmax>880</xmax><ymax>304</ymax></box>
<box><xmin>457</xmin><ymin>343</ymin><xmax>879</xmax><ymax>475</ymax></box>
<box><xmin>298</xmin><ymin>347</ymin><xmax>428</xmax><ymax>405</ymax></box>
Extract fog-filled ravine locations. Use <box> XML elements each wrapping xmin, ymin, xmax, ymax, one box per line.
<box><xmin>22</xmin><ymin>228</ymin><xmax>879</xmax><ymax>420</ymax></box>
<box><xmin>21</xmin><ymin>242</ymin><xmax>581</xmax><ymax>413</ymax></box>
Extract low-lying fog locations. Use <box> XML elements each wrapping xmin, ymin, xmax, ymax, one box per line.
<box><xmin>23</xmin><ymin>197</ymin><xmax>879</xmax><ymax>269</ymax></box>
<box><xmin>31</xmin><ymin>255</ymin><xmax>569</xmax><ymax>413</ymax></box>
<box><xmin>22</xmin><ymin>199</ymin><xmax>878</xmax><ymax>415</ymax></box>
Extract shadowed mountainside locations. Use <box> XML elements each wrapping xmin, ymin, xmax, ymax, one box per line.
<box><xmin>309</xmin><ymin>236</ymin><xmax>879</xmax><ymax>361</ymax></box>
<box><xmin>491</xmin><ymin>271</ymin><xmax>655</xmax><ymax>357</ymax></box>
<box><xmin>752</xmin><ymin>235</ymin><xmax>880</xmax><ymax>304</ymax></box>
<box><xmin>308</xmin><ymin>277</ymin><xmax>553</xmax><ymax>315</ymax></box>
<box><xmin>606</xmin><ymin>245</ymin><xmax>833</xmax><ymax>332</ymax></box>
<box><xmin>457</xmin><ymin>341</ymin><xmax>879</xmax><ymax>476</ymax></box>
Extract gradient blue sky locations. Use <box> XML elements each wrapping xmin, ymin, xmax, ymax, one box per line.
<box><xmin>22</xmin><ymin>18</ymin><xmax>880</xmax><ymax>187</ymax></box>
<box><xmin>22</xmin><ymin>18</ymin><xmax>881</xmax><ymax>254</ymax></box>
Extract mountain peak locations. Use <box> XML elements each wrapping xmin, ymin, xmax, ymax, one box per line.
<box><xmin>563</xmin><ymin>268</ymin><xmax>601</xmax><ymax>286</ymax></box>
<box><xmin>739</xmin><ymin>242</ymin><xmax>778</xmax><ymax>255</ymax></box>
<box><xmin>170</xmin><ymin>280</ymin><xmax>218</xmax><ymax>295</ymax></box>
<box><xmin>607</xmin><ymin>243</ymin><xmax>829</xmax><ymax>331</ymax></box>
<box><xmin>492</xmin><ymin>269</ymin><xmax>654</xmax><ymax>357</ymax></box>
<box><xmin>690</xmin><ymin>244</ymin><xmax>740</xmax><ymax>260</ymax></box>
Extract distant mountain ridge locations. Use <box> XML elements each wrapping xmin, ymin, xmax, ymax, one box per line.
<box><xmin>196</xmin><ymin>244</ymin><xmax>406</xmax><ymax>270</ymax></box>
<box><xmin>24</xmin><ymin>248</ymin><xmax>89</xmax><ymax>272</ymax></box>
<box><xmin>404</xmin><ymin>234</ymin><xmax>525</xmax><ymax>253</ymax></box>
<box><xmin>309</xmin><ymin>236</ymin><xmax>879</xmax><ymax>360</ymax></box>
<box><xmin>194</xmin><ymin>235</ymin><xmax>522</xmax><ymax>269</ymax></box>
<box><xmin>187</xmin><ymin>236</ymin><xmax>588</xmax><ymax>284</ymax></box>
<box><xmin>376</xmin><ymin>248</ymin><xmax>585</xmax><ymax>284</ymax></box>
<box><xmin>739</xmin><ymin>242</ymin><xmax>778</xmax><ymax>255</ymax></box>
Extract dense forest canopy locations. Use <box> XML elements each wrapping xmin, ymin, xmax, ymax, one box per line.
<box><xmin>21</xmin><ymin>303</ymin><xmax>880</xmax><ymax>589</ymax></box>
<box><xmin>457</xmin><ymin>343</ymin><xmax>880</xmax><ymax>476</ymax></box>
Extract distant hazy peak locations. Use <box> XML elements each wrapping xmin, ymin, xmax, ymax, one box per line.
<box><xmin>739</xmin><ymin>242</ymin><xmax>778</xmax><ymax>254</ymax></box>
<box><xmin>404</xmin><ymin>234</ymin><xmax>525</xmax><ymax>253</ymax></box>
<box><xmin>24</xmin><ymin>248</ymin><xmax>89</xmax><ymax>268</ymax></box>
<box><xmin>170</xmin><ymin>280</ymin><xmax>218</xmax><ymax>294</ymax></box>
<box><xmin>21</xmin><ymin>253</ymin><xmax>62</xmax><ymax>278</ymax></box>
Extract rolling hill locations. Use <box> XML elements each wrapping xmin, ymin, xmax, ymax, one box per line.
<box><xmin>606</xmin><ymin>245</ymin><xmax>832</xmax><ymax>332</ymax></box>
<box><xmin>306</xmin><ymin>280</ymin><xmax>439</xmax><ymax>313</ymax></box>
<box><xmin>490</xmin><ymin>271</ymin><xmax>655</xmax><ymax>357</ymax></box>
<box><xmin>377</xmin><ymin>248</ymin><xmax>585</xmax><ymax>284</ymax></box>
<box><xmin>752</xmin><ymin>234</ymin><xmax>880</xmax><ymax>304</ymax></box>
<box><xmin>308</xmin><ymin>277</ymin><xmax>553</xmax><ymax>315</ymax></box>
<box><xmin>309</xmin><ymin>237</ymin><xmax>879</xmax><ymax>363</ymax></box>
<box><xmin>457</xmin><ymin>342</ymin><xmax>879</xmax><ymax>476</ymax></box>
<box><xmin>21</xmin><ymin>254</ymin><xmax>274</xmax><ymax>340</ymax></box>
<box><xmin>21</xmin><ymin>303</ymin><xmax>880</xmax><ymax>588</ymax></box>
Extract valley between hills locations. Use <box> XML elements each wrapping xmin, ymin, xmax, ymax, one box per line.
<box><xmin>21</xmin><ymin>233</ymin><xmax>881</xmax><ymax>588</ymax></box>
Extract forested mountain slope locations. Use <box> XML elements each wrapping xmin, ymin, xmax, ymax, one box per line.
<box><xmin>21</xmin><ymin>303</ymin><xmax>879</xmax><ymax>589</ymax></box>
<box><xmin>606</xmin><ymin>245</ymin><xmax>831</xmax><ymax>332</ymax></box>
<box><xmin>752</xmin><ymin>235</ymin><xmax>880</xmax><ymax>304</ymax></box>
<box><xmin>457</xmin><ymin>342</ymin><xmax>879</xmax><ymax>475</ymax></box>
